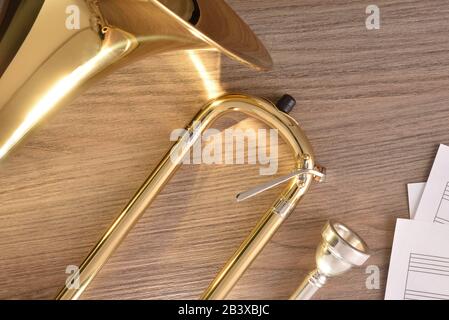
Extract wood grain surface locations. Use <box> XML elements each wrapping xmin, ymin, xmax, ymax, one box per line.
<box><xmin>2</xmin><ymin>0</ymin><xmax>449</xmax><ymax>300</ymax></box>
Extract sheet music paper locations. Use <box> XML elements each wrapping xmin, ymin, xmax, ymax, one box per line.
<box><xmin>385</xmin><ymin>219</ymin><xmax>449</xmax><ymax>300</ymax></box>
<box><xmin>407</xmin><ymin>182</ymin><xmax>426</xmax><ymax>219</ymax></box>
<box><xmin>415</xmin><ymin>144</ymin><xmax>449</xmax><ymax>224</ymax></box>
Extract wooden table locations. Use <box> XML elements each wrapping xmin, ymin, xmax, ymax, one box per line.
<box><xmin>1</xmin><ymin>0</ymin><xmax>449</xmax><ymax>300</ymax></box>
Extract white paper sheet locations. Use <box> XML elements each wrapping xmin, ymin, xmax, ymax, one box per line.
<box><xmin>415</xmin><ymin>144</ymin><xmax>449</xmax><ymax>224</ymax></box>
<box><xmin>407</xmin><ymin>182</ymin><xmax>426</xmax><ymax>219</ymax></box>
<box><xmin>385</xmin><ymin>219</ymin><xmax>449</xmax><ymax>300</ymax></box>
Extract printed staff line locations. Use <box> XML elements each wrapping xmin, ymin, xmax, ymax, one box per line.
<box><xmin>406</xmin><ymin>289</ymin><xmax>449</xmax><ymax>298</ymax></box>
<box><xmin>410</xmin><ymin>261</ymin><xmax>449</xmax><ymax>269</ymax></box>
<box><xmin>405</xmin><ymin>293</ymin><xmax>443</xmax><ymax>300</ymax></box>
<box><xmin>410</xmin><ymin>253</ymin><xmax>449</xmax><ymax>260</ymax></box>
<box><xmin>405</xmin><ymin>293</ymin><xmax>445</xmax><ymax>300</ymax></box>
<box><xmin>411</xmin><ymin>258</ymin><xmax>449</xmax><ymax>264</ymax></box>
<box><xmin>410</xmin><ymin>257</ymin><xmax>449</xmax><ymax>263</ymax></box>
<box><xmin>409</xmin><ymin>269</ymin><xmax>449</xmax><ymax>276</ymax></box>
<box><xmin>409</xmin><ymin>265</ymin><xmax>449</xmax><ymax>273</ymax></box>
<box><xmin>405</xmin><ymin>291</ymin><xmax>447</xmax><ymax>300</ymax></box>
<box><xmin>434</xmin><ymin>181</ymin><xmax>449</xmax><ymax>222</ymax></box>
<box><xmin>409</xmin><ymin>270</ymin><xmax>449</xmax><ymax>277</ymax></box>
<box><xmin>411</xmin><ymin>257</ymin><xmax>449</xmax><ymax>263</ymax></box>
<box><xmin>405</xmin><ymin>296</ymin><xmax>443</xmax><ymax>301</ymax></box>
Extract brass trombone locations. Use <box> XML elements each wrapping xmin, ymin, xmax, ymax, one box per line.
<box><xmin>1</xmin><ymin>1</ymin><xmax>370</xmax><ymax>299</ymax></box>
<box><xmin>56</xmin><ymin>93</ymin><xmax>326</xmax><ymax>299</ymax></box>
<box><xmin>0</xmin><ymin>0</ymin><xmax>272</xmax><ymax>161</ymax></box>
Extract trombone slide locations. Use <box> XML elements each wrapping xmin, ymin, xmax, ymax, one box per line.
<box><xmin>56</xmin><ymin>94</ymin><xmax>319</xmax><ymax>300</ymax></box>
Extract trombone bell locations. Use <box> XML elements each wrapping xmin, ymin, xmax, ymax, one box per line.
<box><xmin>0</xmin><ymin>0</ymin><xmax>272</xmax><ymax>161</ymax></box>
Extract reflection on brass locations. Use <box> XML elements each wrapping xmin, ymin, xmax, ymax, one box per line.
<box><xmin>0</xmin><ymin>1</ymin><xmax>46</xmax><ymax>76</ymax></box>
<box><xmin>56</xmin><ymin>93</ymin><xmax>323</xmax><ymax>300</ymax></box>
<box><xmin>290</xmin><ymin>221</ymin><xmax>370</xmax><ymax>300</ymax></box>
<box><xmin>0</xmin><ymin>0</ymin><xmax>272</xmax><ymax>161</ymax></box>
